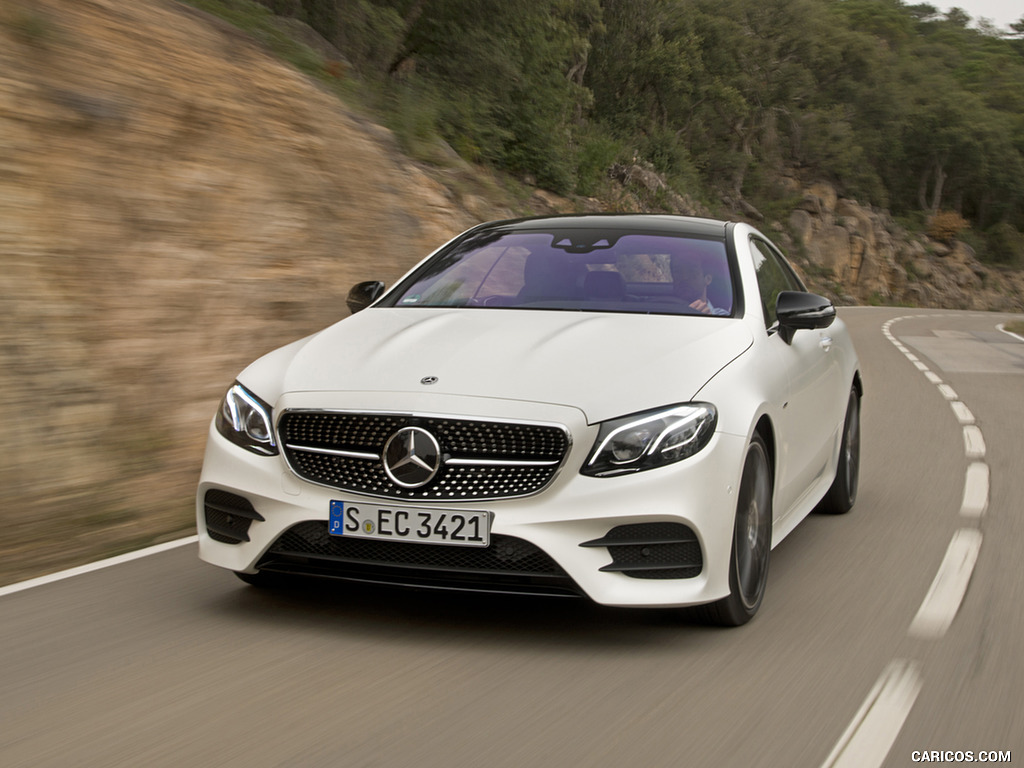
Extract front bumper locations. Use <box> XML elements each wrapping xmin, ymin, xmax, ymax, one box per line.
<box><xmin>197</xmin><ymin>394</ymin><xmax>747</xmax><ymax>608</ymax></box>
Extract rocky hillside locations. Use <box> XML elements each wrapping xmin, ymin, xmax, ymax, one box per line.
<box><xmin>601</xmin><ymin>164</ymin><xmax>1024</xmax><ymax>310</ymax></box>
<box><xmin>786</xmin><ymin>182</ymin><xmax>1024</xmax><ymax>311</ymax></box>
<box><xmin>1</xmin><ymin>0</ymin><xmax>1021</xmax><ymax>585</ymax></box>
<box><xmin>0</xmin><ymin>0</ymin><xmax>510</xmax><ymax>584</ymax></box>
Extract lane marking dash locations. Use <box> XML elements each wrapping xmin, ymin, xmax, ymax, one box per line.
<box><xmin>963</xmin><ymin>425</ymin><xmax>986</xmax><ymax>459</ymax></box>
<box><xmin>950</xmin><ymin>401</ymin><xmax>975</xmax><ymax>425</ymax></box>
<box><xmin>909</xmin><ymin>529</ymin><xmax>983</xmax><ymax>639</ymax></box>
<box><xmin>820</xmin><ymin>659</ymin><xmax>923</xmax><ymax>768</ymax></box>
<box><xmin>960</xmin><ymin>462</ymin><xmax>989</xmax><ymax>519</ymax></box>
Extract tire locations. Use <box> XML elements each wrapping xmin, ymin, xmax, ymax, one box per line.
<box><xmin>696</xmin><ymin>434</ymin><xmax>773</xmax><ymax>627</ymax></box>
<box><xmin>817</xmin><ymin>387</ymin><xmax>860</xmax><ymax>515</ymax></box>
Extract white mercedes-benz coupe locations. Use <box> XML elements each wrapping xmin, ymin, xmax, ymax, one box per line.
<box><xmin>197</xmin><ymin>214</ymin><xmax>861</xmax><ymax>625</ymax></box>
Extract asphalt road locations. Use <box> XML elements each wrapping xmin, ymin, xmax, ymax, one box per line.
<box><xmin>2</xmin><ymin>307</ymin><xmax>1021</xmax><ymax>768</ymax></box>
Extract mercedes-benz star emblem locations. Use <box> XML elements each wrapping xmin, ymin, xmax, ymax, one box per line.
<box><xmin>382</xmin><ymin>426</ymin><xmax>442</xmax><ymax>488</ymax></box>
<box><xmin>420</xmin><ymin>376</ymin><xmax>438</xmax><ymax>385</ymax></box>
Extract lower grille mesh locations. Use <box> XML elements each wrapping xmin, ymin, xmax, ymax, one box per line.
<box><xmin>256</xmin><ymin>521</ymin><xmax>582</xmax><ymax>597</ymax></box>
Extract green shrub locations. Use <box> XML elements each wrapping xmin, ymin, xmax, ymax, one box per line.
<box><xmin>184</xmin><ymin>0</ymin><xmax>323</xmax><ymax>77</ymax></box>
<box><xmin>638</xmin><ymin>126</ymin><xmax>700</xmax><ymax>190</ymax></box>
<box><xmin>574</xmin><ymin>128</ymin><xmax>624</xmax><ymax>197</ymax></box>
<box><xmin>335</xmin><ymin>0</ymin><xmax>404</xmax><ymax>76</ymax></box>
<box><xmin>381</xmin><ymin>79</ymin><xmax>443</xmax><ymax>161</ymax></box>
<box><xmin>983</xmin><ymin>222</ymin><xmax>1024</xmax><ymax>267</ymax></box>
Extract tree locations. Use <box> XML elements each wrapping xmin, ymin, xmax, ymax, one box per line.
<box><xmin>686</xmin><ymin>0</ymin><xmax>830</xmax><ymax>196</ymax></box>
<box><xmin>380</xmin><ymin>0</ymin><xmax>602</xmax><ymax>191</ymax></box>
<box><xmin>250</xmin><ymin>0</ymin><xmax>1024</xmax><ymax>227</ymax></box>
<box><xmin>945</xmin><ymin>7</ymin><xmax>971</xmax><ymax>28</ymax></box>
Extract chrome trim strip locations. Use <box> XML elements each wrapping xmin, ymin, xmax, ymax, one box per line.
<box><xmin>445</xmin><ymin>458</ymin><xmax>560</xmax><ymax>467</ymax></box>
<box><xmin>285</xmin><ymin>444</ymin><xmax>380</xmax><ymax>461</ymax></box>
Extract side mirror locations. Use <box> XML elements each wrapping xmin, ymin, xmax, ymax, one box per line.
<box><xmin>346</xmin><ymin>281</ymin><xmax>386</xmax><ymax>314</ymax></box>
<box><xmin>775</xmin><ymin>291</ymin><xmax>835</xmax><ymax>344</ymax></box>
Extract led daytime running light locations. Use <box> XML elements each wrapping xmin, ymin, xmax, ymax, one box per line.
<box><xmin>216</xmin><ymin>383</ymin><xmax>278</xmax><ymax>455</ymax></box>
<box><xmin>591</xmin><ymin>406</ymin><xmax>702</xmax><ymax>466</ymax></box>
<box><xmin>583</xmin><ymin>403</ymin><xmax>716</xmax><ymax>477</ymax></box>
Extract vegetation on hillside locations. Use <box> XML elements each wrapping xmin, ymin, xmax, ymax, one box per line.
<box><xmin>194</xmin><ymin>0</ymin><xmax>1024</xmax><ymax>265</ymax></box>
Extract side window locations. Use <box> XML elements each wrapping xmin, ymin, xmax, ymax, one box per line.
<box><xmin>749</xmin><ymin>239</ymin><xmax>803</xmax><ymax>328</ymax></box>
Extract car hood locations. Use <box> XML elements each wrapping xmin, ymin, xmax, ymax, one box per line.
<box><xmin>242</xmin><ymin>308</ymin><xmax>753</xmax><ymax>424</ymax></box>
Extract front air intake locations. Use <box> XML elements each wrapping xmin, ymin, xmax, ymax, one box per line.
<box><xmin>581</xmin><ymin>522</ymin><xmax>703</xmax><ymax>579</ymax></box>
<box><xmin>204</xmin><ymin>489</ymin><xmax>264</xmax><ymax>544</ymax></box>
<box><xmin>253</xmin><ymin>521</ymin><xmax>583</xmax><ymax>597</ymax></box>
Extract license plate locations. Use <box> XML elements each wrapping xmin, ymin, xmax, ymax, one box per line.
<box><xmin>329</xmin><ymin>501</ymin><xmax>490</xmax><ymax>547</ymax></box>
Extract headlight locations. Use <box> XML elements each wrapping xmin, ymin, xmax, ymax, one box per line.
<box><xmin>214</xmin><ymin>383</ymin><xmax>278</xmax><ymax>456</ymax></box>
<box><xmin>581</xmin><ymin>403</ymin><xmax>716</xmax><ymax>477</ymax></box>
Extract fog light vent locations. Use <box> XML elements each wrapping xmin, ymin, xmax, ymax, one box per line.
<box><xmin>204</xmin><ymin>489</ymin><xmax>265</xmax><ymax>544</ymax></box>
<box><xmin>580</xmin><ymin>522</ymin><xmax>702</xmax><ymax>579</ymax></box>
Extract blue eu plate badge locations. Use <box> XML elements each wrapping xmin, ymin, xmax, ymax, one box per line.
<box><xmin>329</xmin><ymin>501</ymin><xmax>346</xmax><ymax>534</ymax></box>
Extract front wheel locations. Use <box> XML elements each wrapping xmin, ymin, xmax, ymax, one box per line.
<box><xmin>696</xmin><ymin>434</ymin><xmax>772</xmax><ymax>627</ymax></box>
<box><xmin>817</xmin><ymin>387</ymin><xmax>860</xmax><ymax>515</ymax></box>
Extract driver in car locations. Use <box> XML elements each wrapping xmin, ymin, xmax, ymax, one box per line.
<box><xmin>671</xmin><ymin>253</ymin><xmax>730</xmax><ymax>315</ymax></box>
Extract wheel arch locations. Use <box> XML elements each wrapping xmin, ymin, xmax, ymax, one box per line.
<box><xmin>753</xmin><ymin>414</ymin><xmax>776</xmax><ymax>483</ymax></box>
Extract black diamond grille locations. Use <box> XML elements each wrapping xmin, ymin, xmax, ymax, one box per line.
<box><xmin>279</xmin><ymin>412</ymin><xmax>569</xmax><ymax>500</ymax></box>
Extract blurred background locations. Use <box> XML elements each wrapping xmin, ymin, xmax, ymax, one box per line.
<box><xmin>0</xmin><ymin>0</ymin><xmax>499</xmax><ymax>584</ymax></box>
<box><xmin>2</xmin><ymin>0</ymin><xmax>1022</xmax><ymax>585</ymax></box>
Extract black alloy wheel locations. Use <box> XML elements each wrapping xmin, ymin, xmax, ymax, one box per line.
<box><xmin>696</xmin><ymin>433</ymin><xmax>772</xmax><ymax>626</ymax></box>
<box><xmin>817</xmin><ymin>387</ymin><xmax>860</xmax><ymax>515</ymax></box>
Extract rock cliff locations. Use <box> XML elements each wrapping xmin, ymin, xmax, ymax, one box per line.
<box><xmin>787</xmin><ymin>182</ymin><xmax>1024</xmax><ymax>310</ymax></box>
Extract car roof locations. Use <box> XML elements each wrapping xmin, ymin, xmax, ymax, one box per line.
<box><xmin>477</xmin><ymin>214</ymin><xmax>730</xmax><ymax>239</ymax></box>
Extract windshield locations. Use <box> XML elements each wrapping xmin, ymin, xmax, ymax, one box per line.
<box><xmin>384</xmin><ymin>229</ymin><xmax>735</xmax><ymax>316</ymax></box>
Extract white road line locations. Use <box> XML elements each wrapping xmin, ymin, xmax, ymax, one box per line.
<box><xmin>839</xmin><ymin>314</ymin><xmax>996</xmax><ymax>768</ymax></box>
<box><xmin>950</xmin><ymin>401</ymin><xmax>975</xmax><ymax>425</ymax></box>
<box><xmin>0</xmin><ymin>536</ymin><xmax>198</xmax><ymax>598</ymax></box>
<box><xmin>960</xmin><ymin>462</ymin><xmax>989</xmax><ymax>518</ymax></box>
<box><xmin>963</xmin><ymin>425</ymin><xmax>986</xmax><ymax>459</ymax></box>
<box><xmin>997</xmin><ymin>323</ymin><xmax>1024</xmax><ymax>342</ymax></box>
<box><xmin>820</xmin><ymin>660</ymin><xmax>923</xmax><ymax>768</ymax></box>
<box><xmin>909</xmin><ymin>529</ymin><xmax>983</xmax><ymax>639</ymax></box>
